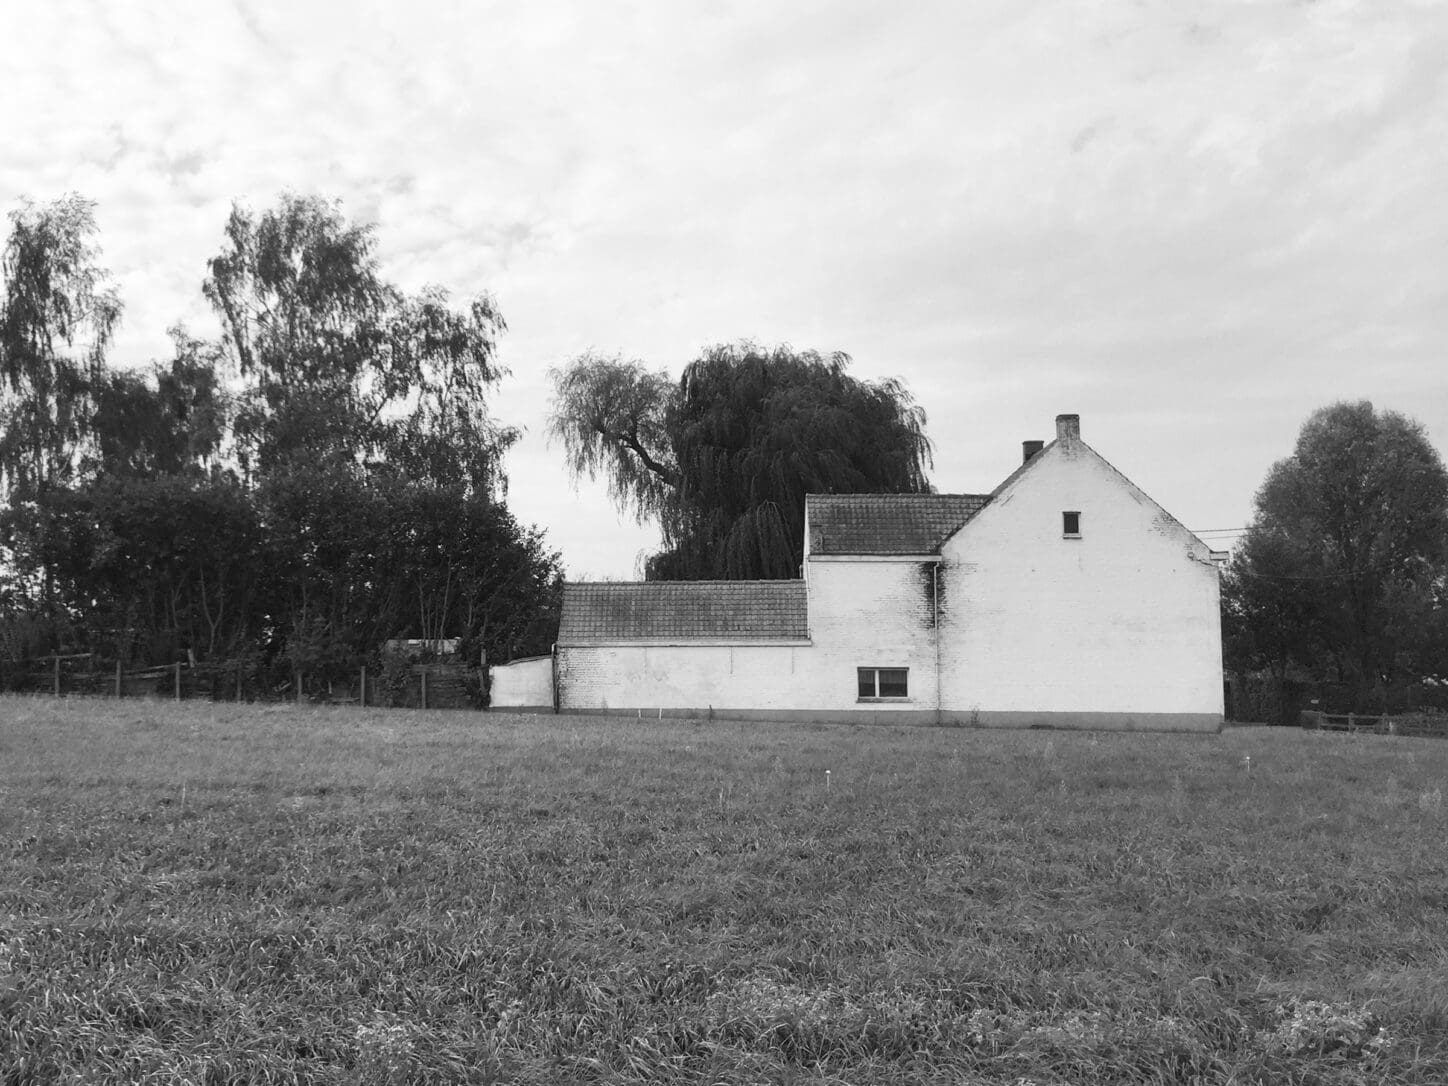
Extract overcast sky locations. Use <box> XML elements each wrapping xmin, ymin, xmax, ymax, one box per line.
<box><xmin>6</xmin><ymin>0</ymin><xmax>1445</xmax><ymax>577</ymax></box>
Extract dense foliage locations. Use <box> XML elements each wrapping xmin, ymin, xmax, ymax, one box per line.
<box><xmin>0</xmin><ymin>194</ymin><xmax>560</xmax><ymax>692</ymax></box>
<box><xmin>0</xmin><ymin>194</ymin><xmax>122</xmax><ymax>501</ymax></box>
<box><xmin>549</xmin><ymin>342</ymin><xmax>932</xmax><ymax>579</ymax></box>
<box><xmin>1223</xmin><ymin>401</ymin><xmax>1448</xmax><ymax>705</ymax></box>
<box><xmin>204</xmin><ymin>193</ymin><xmax>517</xmax><ymax>492</ymax></box>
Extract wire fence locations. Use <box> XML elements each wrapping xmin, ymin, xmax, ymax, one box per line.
<box><xmin>2</xmin><ymin>655</ymin><xmax>483</xmax><ymax>710</ymax></box>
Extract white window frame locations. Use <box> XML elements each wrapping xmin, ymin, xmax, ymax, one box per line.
<box><xmin>1062</xmin><ymin>510</ymin><xmax>1081</xmax><ymax>538</ymax></box>
<box><xmin>857</xmin><ymin>666</ymin><xmax>909</xmax><ymax>702</ymax></box>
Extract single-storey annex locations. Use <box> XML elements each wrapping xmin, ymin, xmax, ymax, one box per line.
<box><xmin>514</xmin><ymin>414</ymin><xmax>1226</xmax><ymax>730</ymax></box>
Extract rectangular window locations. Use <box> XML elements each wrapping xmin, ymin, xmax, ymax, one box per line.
<box><xmin>1062</xmin><ymin>511</ymin><xmax>1081</xmax><ymax>537</ymax></box>
<box><xmin>858</xmin><ymin>667</ymin><xmax>909</xmax><ymax>700</ymax></box>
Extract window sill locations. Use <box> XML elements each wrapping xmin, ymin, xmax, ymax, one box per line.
<box><xmin>1062</xmin><ymin>534</ymin><xmax>1082</xmax><ymax>540</ymax></box>
<box><xmin>857</xmin><ymin>697</ymin><xmax>911</xmax><ymax>704</ymax></box>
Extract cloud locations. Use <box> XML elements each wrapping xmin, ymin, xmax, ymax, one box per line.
<box><xmin>3</xmin><ymin>0</ymin><xmax>1446</xmax><ymax>575</ymax></box>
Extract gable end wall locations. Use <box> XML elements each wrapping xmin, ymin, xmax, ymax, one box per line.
<box><xmin>937</xmin><ymin>440</ymin><xmax>1222</xmax><ymax>720</ymax></box>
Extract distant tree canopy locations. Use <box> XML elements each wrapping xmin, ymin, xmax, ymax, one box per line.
<box><xmin>29</xmin><ymin>471</ymin><xmax>561</xmax><ymax>678</ymax></box>
<box><xmin>550</xmin><ymin>342</ymin><xmax>932</xmax><ymax>579</ymax></box>
<box><xmin>204</xmin><ymin>193</ymin><xmax>516</xmax><ymax>494</ymax></box>
<box><xmin>1223</xmin><ymin>401</ymin><xmax>1448</xmax><ymax>703</ymax></box>
<box><xmin>88</xmin><ymin>328</ymin><xmax>229</xmax><ymax>480</ymax></box>
<box><xmin>0</xmin><ymin>193</ymin><xmax>561</xmax><ymax>687</ymax></box>
<box><xmin>0</xmin><ymin>194</ymin><xmax>121</xmax><ymax>500</ymax></box>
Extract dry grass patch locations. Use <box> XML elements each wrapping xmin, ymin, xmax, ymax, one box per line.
<box><xmin>2</xmin><ymin>698</ymin><xmax>1446</xmax><ymax>1083</ymax></box>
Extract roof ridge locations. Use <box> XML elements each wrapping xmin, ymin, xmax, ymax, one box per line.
<box><xmin>990</xmin><ymin>437</ymin><xmax>1058</xmax><ymax>497</ymax></box>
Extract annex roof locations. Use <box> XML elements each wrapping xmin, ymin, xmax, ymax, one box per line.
<box><xmin>805</xmin><ymin>493</ymin><xmax>991</xmax><ymax>555</ymax></box>
<box><xmin>558</xmin><ymin>581</ymin><xmax>809</xmax><ymax>643</ymax></box>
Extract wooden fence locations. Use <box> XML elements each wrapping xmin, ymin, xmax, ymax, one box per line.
<box><xmin>7</xmin><ymin>656</ymin><xmax>482</xmax><ymax>710</ymax></box>
<box><xmin>1225</xmin><ymin>673</ymin><xmax>1448</xmax><ymax>725</ymax></box>
<box><xmin>1299</xmin><ymin>710</ymin><xmax>1448</xmax><ymax>740</ymax></box>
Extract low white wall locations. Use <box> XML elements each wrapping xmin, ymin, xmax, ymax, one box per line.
<box><xmin>556</xmin><ymin>643</ymin><xmax>809</xmax><ymax>714</ymax></box>
<box><xmin>557</xmin><ymin>561</ymin><xmax>944</xmax><ymax>718</ymax></box>
<box><xmin>489</xmin><ymin>655</ymin><xmax>553</xmax><ymax>709</ymax></box>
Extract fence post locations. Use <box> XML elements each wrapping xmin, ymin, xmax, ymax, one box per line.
<box><xmin>360</xmin><ymin>665</ymin><xmax>367</xmax><ymax>708</ymax></box>
<box><xmin>296</xmin><ymin>668</ymin><xmax>303</xmax><ymax>705</ymax></box>
<box><xmin>421</xmin><ymin>667</ymin><xmax>428</xmax><ymax>711</ymax></box>
<box><xmin>174</xmin><ymin>662</ymin><xmax>181</xmax><ymax>701</ymax></box>
<box><xmin>54</xmin><ymin>655</ymin><xmax>60</xmax><ymax>698</ymax></box>
<box><xmin>115</xmin><ymin>659</ymin><xmax>122</xmax><ymax>698</ymax></box>
<box><xmin>236</xmin><ymin>665</ymin><xmax>243</xmax><ymax>703</ymax></box>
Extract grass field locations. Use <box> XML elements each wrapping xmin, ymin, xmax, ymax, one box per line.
<box><xmin>2</xmin><ymin>698</ymin><xmax>1446</xmax><ymax>1084</ymax></box>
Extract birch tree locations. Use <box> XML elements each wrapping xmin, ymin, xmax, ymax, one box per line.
<box><xmin>0</xmin><ymin>194</ymin><xmax>121</xmax><ymax>499</ymax></box>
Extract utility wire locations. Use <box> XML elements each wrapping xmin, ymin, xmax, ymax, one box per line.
<box><xmin>1228</xmin><ymin>566</ymin><xmax>1373</xmax><ymax>582</ymax></box>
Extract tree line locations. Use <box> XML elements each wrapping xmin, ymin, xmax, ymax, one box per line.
<box><xmin>1222</xmin><ymin>402</ymin><xmax>1448</xmax><ymax>711</ymax></box>
<box><xmin>0</xmin><ymin>193</ymin><xmax>561</xmax><ymax>695</ymax></box>
<box><xmin>3</xmin><ymin>192</ymin><xmax>1444</xmax><ymax>713</ymax></box>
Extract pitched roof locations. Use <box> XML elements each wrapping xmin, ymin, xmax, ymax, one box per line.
<box><xmin>989</xmin><ymin>437</ymin><xmax>1057</xmax><ymax>497</ymax></box>
<box><xmin>806</xmin><ymin>493</ymin><xmax>991</xmax><ymax>555</ymax></box>
<box><xmin>558</xmin><ymin>581</ymin><xmax>809</xmax><ymax>643</ymax></box>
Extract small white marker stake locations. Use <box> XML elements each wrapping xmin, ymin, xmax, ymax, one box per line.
<box><xmin>825</xmin><ymin>769</ymin><xmax>831</xmax><ymax>791</ymax></box>
<box><xmin>1244</xmin><ymin>755</ymin><xmax>1252</xmax><ymax>777</ymax></box>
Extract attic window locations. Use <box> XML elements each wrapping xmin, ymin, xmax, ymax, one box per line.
<box><xmin>858</xmin><ymin>667</ymin><xmax>908</xmax><ymax>701</ymax></box>
<box><xmin>1062</xmin><ymin>511</ymin><xmax>1081</xmax><ymax>538</ymax></box>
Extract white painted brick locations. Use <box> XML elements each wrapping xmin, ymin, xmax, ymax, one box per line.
<box><xmin>489</xmin><ymin>656</ymin><xmax>553</xmax><ymax>707</ymax></box>
<box><xmin>938</xmin><ymin>442</ymin><xmax>1222</xmax><ymax>716</ymax></box>
<box><xmin>556</xmin><ymin>437</ymin><xmax>1223</xmax><ymax>726</ymax></box>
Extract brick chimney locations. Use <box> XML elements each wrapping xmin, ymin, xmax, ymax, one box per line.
<box><xmin>1055</xmin><ymin>414</ymin><xmax>1080</xmax><ymax>444</ymax></box>
<box><xmin>1022</xmin><ymin>439</ymin><xmax>1044</xmax><ymax>464</ymax></box>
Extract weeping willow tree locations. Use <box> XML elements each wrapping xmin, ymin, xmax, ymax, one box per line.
<box><xmin>549</xmin><ymin>342</ymin><xmax>932</xmax><ymax>579</ymax></box>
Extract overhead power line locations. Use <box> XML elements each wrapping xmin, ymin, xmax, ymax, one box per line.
<box><xmin>1229</xmin><ymin>566</ymin><xmax>1375</xmax><ymax>582</ymax></box>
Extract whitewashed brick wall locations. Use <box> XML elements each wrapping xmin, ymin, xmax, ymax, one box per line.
<box><xmin>555</xmin><ymin>561</ymin><xmax>947</xmax><ymax>718</ymax></box>
<box><xmin>938</xmin><ymin>440</ymin><xmax>1222</xmax><ymax>720</ymax></box>
<box><xmin>556</xmin><ymin>643</ymin><xmax>806</xmax><ymax>714</ymax></box>
<box><xmin>554</xmin><ymin>435</ymin><xmax>1223</xmax><ymax>729</ymax></box>
<box><xmin>489</xmin><ymin>656</ymin><xmax>553</xmax><ymax>708</ymax></box>
<box><xmin>797</xmin><ymin>557</ymin><xmax>942</xmax><ymax>713</ymax></box>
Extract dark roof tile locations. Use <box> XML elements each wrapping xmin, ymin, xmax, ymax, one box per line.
<box><xmin>805</xmin><ymin>493</ymin><xmax>990</xmax><ymax>555</ymax></box>
<box><xmin>559</xmin><ymin>581</ymin><xmax>808</xmax><ymax>643</ymax></box>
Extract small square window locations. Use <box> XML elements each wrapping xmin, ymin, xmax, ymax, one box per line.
<box><xmin>858</xmin><ymin>667</ymin><xmax>909</xmax><ymax>700</ymax></box>
<box><xmin>1062</xmin><ymin>511</ymin><xmax>1081</xmax><ymax>537</ymax></box>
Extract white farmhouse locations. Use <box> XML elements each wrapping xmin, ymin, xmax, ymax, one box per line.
<box><xmin>529</xmin><ymin>414</ymin><xmax>1224</xmax><ymax>730</ymax></box>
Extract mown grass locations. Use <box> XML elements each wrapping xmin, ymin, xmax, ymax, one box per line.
<box><xmin>2</xmin><ymin>698</ymin><xmax>1446</xmax><ymax>1084</ymax></box>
